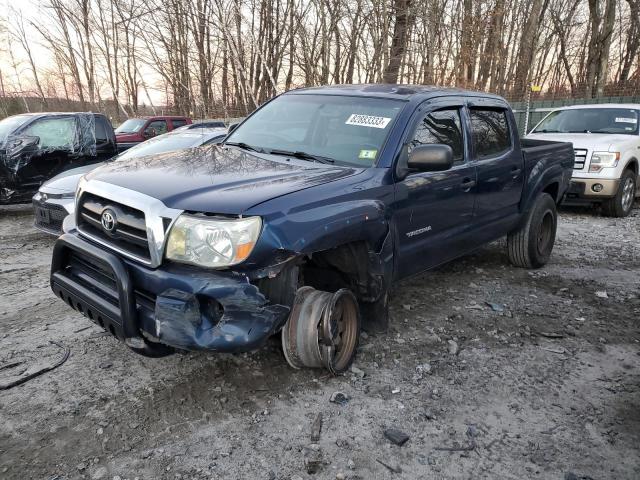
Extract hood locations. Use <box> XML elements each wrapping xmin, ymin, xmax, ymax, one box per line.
<box><xmin>84</xmin><ymin>145</ymin><xmax>361</xmax><ymax>214</ymax></box>
<box><xmin>526</xmin><ymin>132</ymin><xmax>636</xmax><ymax>152</ymax></box>
<box><xmin>41</xmin><ymin>163</ymin><xmax>106</xmax><ymax>194</ymax></box>
<box><xmin>115</xmin><ymin>132</ymin><xmax>141</xmax><ymax>141</ymax></box>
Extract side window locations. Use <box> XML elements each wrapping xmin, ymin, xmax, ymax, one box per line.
<box><xmin>95</xmin><ymin>117</ymin><xmax>109</xmax><ymax>145</ymax></box>
<box><xmin>410</xmin><ymin>108</ymin><xmax>465</xmax><ymax>164</ymax></box>
<box><xmin>469</xmin><ymin>108</ymin><xmax>512</xmax><ymax>158</ymax></box>
<box><xmin>22</xmin><ymin>117</ymin><xmax>77</xmax><ymax>150</ymax></box>
<box><xmin>172</xmin><ymin>119</ymin><xmax>187</xmax><ymax>129</ymax></box>
<box><xmin>146</xmin><ymin>120</ymin><xmax>167</xmax><ymax>135</ymax></box>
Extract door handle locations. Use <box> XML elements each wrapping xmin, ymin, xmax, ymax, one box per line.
<box><xmin>511</xmin><ymin>167</ymin><xmax>522</xmax><ymax>176</ymax></box>
<box><xmin>461</xmin><ymin>178</ymin><xmax>476</xmax><ymax>190</ymax></box>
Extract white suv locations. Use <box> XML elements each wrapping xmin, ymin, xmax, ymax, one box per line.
<box><xmin>527</xmin><ymin>104</ymin><xmax>639</xmax><ymax>217</ymax></box>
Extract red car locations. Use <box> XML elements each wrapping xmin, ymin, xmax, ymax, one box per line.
<box><xmin>114</xmin><ymin>116</ymin><xmax>192</xmax><ymax>152</ymax></box>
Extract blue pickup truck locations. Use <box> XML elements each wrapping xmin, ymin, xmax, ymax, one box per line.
<box><xmin>50</xmin><ymin>85</ymin><xmax>574</xmax><ymax>373</ymax></box>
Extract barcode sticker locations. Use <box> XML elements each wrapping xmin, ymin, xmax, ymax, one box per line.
<box><xmin>345</xmin><ymin>114</ymin><xmax>392</xmax><ymax>129</ymax></box>
<box><xmin>615</xmin><ymin>117</ymin><xmax>637</xmax><ymax>124</ymax></box>
<box><xmin>359</xmin><ymin>149</ymin><xmax>378</xmax><ymax>159</ymax></box>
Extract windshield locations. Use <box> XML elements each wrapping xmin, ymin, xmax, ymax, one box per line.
<box><xmin>225</xmin><ymin>94</ymin><xmax>404</xmax><ymax>166</ymax></box>
<box><xmin>116</xmin><ymin>131</ymin><xmax>215</xmax><ymax>160</ymax></box>
<box><xmin>533</xmin><ymin>108</ymin><xmax>639</xmax><ymax>135</ymax></box>
<box><xmin>115</xmin><ymin>118</ymin><xmax>147</xmax><ymax>134</ymax></box>
<box><xmin>0</xmin><ymin>114</ymin><xmax>32</xmax><ymax>144</ymax></box>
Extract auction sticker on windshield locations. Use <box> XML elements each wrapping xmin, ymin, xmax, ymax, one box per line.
<box><xmin>359</xmin><ymin>149</ymin><xmax>377</xmax><ymax>159</ymax></box>
<box><xmin>346</xmin><ymin>114</ymin><xmax>392</xmax><ymax>129</ymax></box>
<box><xmin>615</xmin><ymin>117</ymin><xmax>637</xmax><ymax>124</ymax></box>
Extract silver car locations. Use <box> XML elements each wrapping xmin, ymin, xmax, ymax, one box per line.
<box><xmin>33</xmin><ymin>127</ymin><xmax>227</xmax><ymax>234</ymax></box>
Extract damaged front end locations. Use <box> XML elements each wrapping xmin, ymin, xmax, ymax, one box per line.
<box><xmin>50</xmin><ymin>231</ymin><xmax>295</xmax><ymax>356</ymax></box>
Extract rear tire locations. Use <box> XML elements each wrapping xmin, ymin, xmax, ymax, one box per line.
<box><xmin>507</xmin><ymin>193</ymin><xmax>557</xmax><ymax>269</ymax></box>
<box><xmin>602</xmin><ymin>169</ymin><xmax>636</xmax><ymax>217</ymax></box>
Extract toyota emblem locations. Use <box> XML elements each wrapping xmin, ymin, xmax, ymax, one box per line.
<box><xmin>101</xmin><ymin>209</ymin><xmax>117</xmax><ymax>233</ymax></box>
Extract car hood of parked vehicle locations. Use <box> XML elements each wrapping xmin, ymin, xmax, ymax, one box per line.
<box><xmin>40</xmin><ymin>162</ymin><xmax>107</xmax><ymax>195</ymax></box>
<box><xmin>526</xmin><ymin>132</ymin><xmax>637</xmax><ymax>152</ymax></box>
<box><xmin>115</xmin><ymin>132</ymin><xmax>141</xmax><ymax>142</ymax></box>
<box><xmin>84</xmin><ymin>145</ymin><xmax>362</xmax><ymax>214</ymax></box>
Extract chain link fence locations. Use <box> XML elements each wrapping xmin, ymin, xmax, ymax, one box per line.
<box><xmin>1</xmin><ymin>84</ymin><xmax>639</xmax><ymax>133</ymax></box>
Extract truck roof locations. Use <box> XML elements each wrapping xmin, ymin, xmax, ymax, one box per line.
<box><xmin>287</xmin><ymin>84</ymin><xmax>506</xmax><ymax>102</ymax></box>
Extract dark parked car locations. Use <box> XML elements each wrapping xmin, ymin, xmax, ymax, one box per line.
<box><xmin>33</xmin><ymin>127</ymin><xmax>227</xmax><ymax>234</ymax></box>
<box><xmin>0</xmin><ymin>112</ymin><xmax>116</xmax><ymax>204</ymax></box>
<box><xmin>50</xmin><ymin>85</ymin><xmax>574</xmax><ymax>373</ymax></box>
<box><xmin>114</xmin><ymin>116</ymin><xmax>192</xmax><ymax>151</ymax></box>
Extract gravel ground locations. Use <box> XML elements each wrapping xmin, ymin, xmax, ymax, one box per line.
<box><xmin>0</xmin><ymin>202</ymin><xmax>639</xmax><ymax>480</ymax></box>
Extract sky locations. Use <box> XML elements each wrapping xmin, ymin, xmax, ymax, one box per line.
<box><xmin>0</xmin><ymin>0</ymin><xmax>167</xmax><ymax>105</ymax></box>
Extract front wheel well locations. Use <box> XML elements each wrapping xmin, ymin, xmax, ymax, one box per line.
<box><xmin>624</xmin><ymin>158</ymin><xmax>638</xmax><ymax>175</ymax></box>
<box><xmin>300</xmin><ymin>241</ymin><xmax>384</xmax><ymax>303</ymax></box>
<box><xmin>255</xmin><ymin>241</ymin><xmax>387</xmax><ymax>309</ymax></box>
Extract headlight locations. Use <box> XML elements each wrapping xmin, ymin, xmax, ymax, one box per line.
<box><xmin>589</xmin><ymin>152</ymin><xmax>620</xmax><ymax>173</ymax></box>
<box><xmin>165</xmin><ymin>215</ymin><xmax>261</xmax><ymax>267</ymax></box>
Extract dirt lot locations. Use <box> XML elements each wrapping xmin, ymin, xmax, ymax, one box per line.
<box><xmin>0</xmin><ymin>202</ymin><xmax>639</xmax><ymax>480</ymax></box>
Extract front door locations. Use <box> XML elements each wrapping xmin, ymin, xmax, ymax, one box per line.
<box><xmin>12</xmin><ymin>115</ymin><xmax>80</xmax><ymax>189</ymax></box>
<box><xmin>395</xmin><ymin>100</ymin><xmax>477</xmax><ymax>278</ymax></box>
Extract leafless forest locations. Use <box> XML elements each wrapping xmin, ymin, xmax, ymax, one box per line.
<box><xmin>1</xmin><ymin>0</ymin><xmax>639</xmax><ymax>119</ymax></box>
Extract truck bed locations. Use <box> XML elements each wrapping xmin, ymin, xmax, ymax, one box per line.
<box><xmin>519</xmin><ymin>137</ymin><xmax>575</xmax><ymax>205</ymax></box>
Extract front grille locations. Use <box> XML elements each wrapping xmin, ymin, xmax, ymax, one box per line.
<box><xmin>33</xmin><ymin>199</ymin><xmax>68</xmax><ymax>233</ymax></box>
<box><xmin>574</xmin><ymin>149</ymin><xmax>588</xmax><ymax>170</ymax></box>
<box><xmin>77</xmin><ymin>192</ymin><xmax>150</xmax><ymax>261</ymax></box>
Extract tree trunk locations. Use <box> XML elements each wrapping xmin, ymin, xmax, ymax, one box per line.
<box><xmin>383</xmin><ymin>0</ymin><xmax>412</xmax><ymax>83</ymax></box>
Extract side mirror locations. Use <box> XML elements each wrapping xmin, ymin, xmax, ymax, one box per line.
<box><xmin>228</xmin><ymin>123</ymin><xmax>239</xmax><ymax>133</ymax></box>
<box><xmin>7</xmin><ymin>135</ymin><xmax>40</xmax><ymax>155</ymax></box>
<box><xmin>143</xmin><ymin>128</ymin><xmax>157</xmax><ymax>139</ymax></box>
<box><xmin>408</xmin><ymin>144</ymin><xmax>454</xmax><ymax>172</ymax></box>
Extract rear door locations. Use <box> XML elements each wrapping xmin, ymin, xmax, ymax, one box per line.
<box><xmin>395</xmin><ymin>98</ymin><xmax>477</xmax><ymax>278</ymax></box>
<box><xmin>467</xmin><ymin>101</ymin><xmax>523</xmax><ymax>225</ymax></box>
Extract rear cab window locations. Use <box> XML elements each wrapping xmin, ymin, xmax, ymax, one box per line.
<box><xmin>469</xmin><ymin>108</ymin><xmax>512</xmax><ymax>158</ymax></box>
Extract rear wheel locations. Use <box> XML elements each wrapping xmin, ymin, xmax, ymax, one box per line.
<box><xmin>602</xmin><ymin>169</ymin><xmax>636</xmax><ymax>217</ymax></box>
<box><xmin>507</xmin><ymin>193</ymin><xmax>557</xmax><ymax>269</ymax></box>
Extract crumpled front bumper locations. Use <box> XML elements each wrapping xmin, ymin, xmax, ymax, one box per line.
<box><xmin>50</xmin><ymin>233</ymin><xmax>291</xmax><ymax>353</ymax></box>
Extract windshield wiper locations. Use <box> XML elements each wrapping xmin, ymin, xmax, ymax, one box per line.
<box><xmin>267</xmin><ymin>149</ymin><xmax>335</xmax><ymax>164</ymax></box>
<box><xmin>224</xmin><ymin>141</ymin><xmax>263</xmax><ymax>153</ymax></box>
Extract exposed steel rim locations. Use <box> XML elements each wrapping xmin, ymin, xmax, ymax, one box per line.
<box><xmin>282</xmin><ymin>287</ymin><xmax>360</xmax><ymax>374</ymax></box>
<box><xmin>320</xmin><ymin>289</ymin><xmax>360</xmax><ymax>374</ymax></box>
